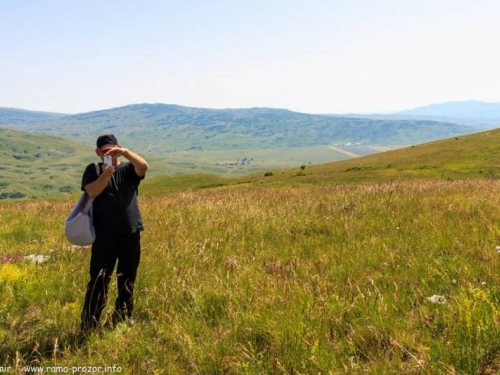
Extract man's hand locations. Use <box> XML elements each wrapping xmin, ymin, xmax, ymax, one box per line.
<box><xmin>104</xmin><ymin>146</ymin><xmax>148</xmax><ymax>177</ymax></box>
<box><xmin>85</xmin><ymin>165</ymin><xmax>114</xmax><ymax>199</ymax></box>
<box><xmin>102</xmin><ymin>164</ymin><xmax>115</xmax><ymax>178</ymax></box>
<box><xmin>104</xmin><ymin>147</ymin><xmax>128</xmax><ymax>157</ymax></box>
<box><xmin>109</xmin><ymin>147</ymin><xmax>149</xmax><ymax>177</ymax></box>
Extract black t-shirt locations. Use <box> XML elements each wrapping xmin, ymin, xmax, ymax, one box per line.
<box><xmin>81</xmin><ymin>161</ymin><xmax>145</xmax><ymax>234</ymax></box>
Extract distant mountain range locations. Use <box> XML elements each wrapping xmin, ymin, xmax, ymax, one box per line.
<box><xmin>0</xmin><ymin>107</ymin><xmax>65</xmax><ymax>125</ymax></box>
<box><xmin>398</xmin><ymin>100</ymin><xmax>500</xmax><ymax>118</ymax></box>
<box><xmin>1</xmin><ymin>100</ymin><xmax>499</xmax><ymax>199</ymax></box>
<box><xmin>331</xmin><ymin>100</ymin><xmax>500</xmax><ymax>129</ymax></box>
<box><xmin>0</xmin><ymin>103</ymin><xmax>474</xmax><ymax>155</ymax></box>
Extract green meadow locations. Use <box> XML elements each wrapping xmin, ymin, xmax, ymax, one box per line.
<box><xmin>3</xmin><ymin>128</ymin><xmax>500</xmax><ymax>373</ymax></box>
<box><xmin>0</xmin><ymin>127</ymin><xmax>387</xmax><ymax>200</ymax></box>
<box><xmin>143</xmin><ymin>126</ymin><xmax>500</xmax><ymax>195</ymax></box>
<box><xmin>2</xmin><ymin>180</ymin><xmax>500</xmax><ymax>373</ymax></box>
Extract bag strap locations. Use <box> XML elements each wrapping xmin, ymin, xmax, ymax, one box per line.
<box><xmin>81</xmin><ymin>163</ymin><xmax>100</xmax><ymax>214</ymax></box>
<box><xmin>81</xmin><ymin>193</ymin><xmax>93</xmax><ymax>214</ymax></box>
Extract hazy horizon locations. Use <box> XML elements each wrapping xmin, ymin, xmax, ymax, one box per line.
<box><xmin>2</xmin><ymin>0</ymin><xmax>500</xmax><ymax>114</ymax></box>
<box><xmin>3</xmin><ymin>99</ymin><xmax>500</xmax><ymax>117</ymax></box>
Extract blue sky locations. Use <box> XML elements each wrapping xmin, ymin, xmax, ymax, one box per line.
<box><xmin>1</xmin><ymin>0</ymin><xmax>500</xmax><ymax>114</ymax></box>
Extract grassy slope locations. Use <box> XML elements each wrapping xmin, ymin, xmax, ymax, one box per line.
<box><xmin>237</xmin><ymin>127</ymin><xmax>500</xmax><ymax>187</ymax></box>
<box><xmin>0</xmin><ymin>127</ymin><xmax>96</xmax><ymax>199</ymax></box>
<box><xmin>0</xmin><ymin>128</ymin><xmax>247</xmax><ymax>199</ymax></box>
<box><xmin>3</xmin><ymin>126</ymin><xmax>500</xmax><ymax>372</ymax></box>
<box><xmin>3</xmin><ymin>124</ymin><xmax>497</xmax><ymax>199</ymax></box>
<box><xmin>1</xmin><ymin>104</ymin><xmax>477</xmax><ymax>186</ymax></box>
<box><xmin>2</xmin><ymin>181</ymin><xmax>500</xmax><ymax>373</ymax></box>
<box><xmin>0</xmin><ymin>127</ymin><xmax>352</xmax><ymax>200</ymax></box>
<box><xmin>140</xmin><ymin>127</ymin><xmax>500</xmax><ymax>196</ymax></box>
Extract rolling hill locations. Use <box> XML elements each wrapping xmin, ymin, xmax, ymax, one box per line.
<box><xmin>0</xmin><ymin>104</ymin><xmax>492</xmax><ymax>200</ymax></box>
<box><xmin>329</xmin><ymin>113</ymin><xmax>500</xmax><ymax>130</ymax></box>
<box><xmin>0</xmin><ymin>104</ymin><xmax>474</xmax><ymax>155</ymax></box>
<box><xmin>0</xmin><ymin>127</ymin><xmax>95</xmax><ymax>199</ymax></box>
<box><xmin>3</xmin><ymin>128</ymin><xmax>500</xmax><ymax>373</ymax></box>
<box><xmin>139</xmin><ymin>126</ymin><xmax>500</xmax><ymax>195</ymax></box>
<box><xmin>4</xmin><ymin>110</ymin><xmax>500</xmax><ymax>373</ymax></box>
<box><xmin>0</xmin><ymin>107</ymin><xmax>66</xmax><ymax>125</ymax></box>
<box><xmin>0</xmin><ymin>128</ymin><xmax>243</xmax><ymax>199</ymax></box>
<box><xmin>3</xmin><ymin>123</ymin><xmax>499</xmax><ymax>199</ymax></box>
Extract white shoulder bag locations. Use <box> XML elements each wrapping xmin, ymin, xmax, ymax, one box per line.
<box><xmin>65</xmin><ymin>163</ymin><xmax>100</xmax><ymax>246</ymax></box>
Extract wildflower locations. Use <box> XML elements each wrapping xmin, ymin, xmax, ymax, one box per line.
<box><xmin>482</xmin><ymin>281</ymin><xmax>487</xmax><ymax>286</ymax></box>
<box><xmin>427</xmin><ymin>295</ymin><xmax>447</xmax><ymax>304</ymax></box>
<box><xmin>0</xmin><ymin>263</ymin><xmax>24</xmax><ymax>282</ymax></box>
<box><xmin>496</xmin><ymin>246</ymin><xmax>500</xmax><ymax>253</ymax></box>
<box><xmin>452</xmin><ymin>279</ymin><xmax>457</xmax><ymax>284</ymax></box>
<box><xmin>24</xmin><ymin>255</ymin><xmax>50</xmax><ymax>264</ymax></box>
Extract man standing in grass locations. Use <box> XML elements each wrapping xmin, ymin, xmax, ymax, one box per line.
<box><xmin>80</xmin><ymin>134</ymin><xmax>149</xmax><ymax>331</ymax></box>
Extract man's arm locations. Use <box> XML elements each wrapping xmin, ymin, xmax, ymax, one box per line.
<box><xmin>106</xmin><ymin>148</ymin><xmax>149</xmax><ymax>177</ymax></box>
<box><xmin>84</xmin><ymin>165</ymin><xmax>114</xmax><ymax>198</ymax></box>
<box><xmin>124</xmin><ymin>149</ymin><xmax>149</xmax><ymax>177</ymax></box>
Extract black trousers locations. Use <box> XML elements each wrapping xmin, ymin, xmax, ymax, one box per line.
<box><xmin>81</xmin><ymin>231</ymin><xmax>141</xmax><ymax>329</ymax></box>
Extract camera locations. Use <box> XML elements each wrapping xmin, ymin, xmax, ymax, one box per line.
<box><xmin>103</xmin><ymin>155</ymin><xmax>112</xmax><ymax>168</ymax></box>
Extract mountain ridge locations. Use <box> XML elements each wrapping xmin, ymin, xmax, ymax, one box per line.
<box><xmin>398</xmin><ymin>100</ymin><xmax>500</xmax><ymax>118</ymax></box>
<box><xmin>0</xmin><ymin>107</ymin><xmax>66</xmax><ymax>125</ymax></box>
<box><xmin>0</xmin><ymin>103</ymin><xmax>474</xmax><ymax>155</ymax></box>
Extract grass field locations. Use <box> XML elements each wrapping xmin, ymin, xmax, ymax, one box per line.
<box><xmin>137</xmin><ymin>127</ymin><xmax>500</xmax><ymax>197</ymax></box>
<box><xmin>1</xmin><ymin>126</ymin><xmax>394</xmax><ymax>200</ymax></box>
<box><xmin>3</xmin><ymin>127</ymin><xmax>500</xmax><ymax>373</ymax></box>
<box><xmin>2</xmin><ymin>179</ymin><xmax>500</xmax><ymax>373</ymax></box>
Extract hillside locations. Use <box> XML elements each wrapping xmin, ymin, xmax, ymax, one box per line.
<box><xmin>139</xmin><ymin>126</ymin><xmax>500</xmax><ymax>195</ymax></box>
<box><xmin>330</xmin><ymin>113</ymin><xmax>500</xmax><ymax>130</ymax></box>
<box><xmin>0</xmin><ymin>128</ymin><xmax>95</xmax><ymax>199</ymax></box>
<box><xmin>251</xmin><ymin>126</ymin><xmax>500</xmax><ymax>187</ymax></box>
<box><xmin>0</xmin><ymin>128</ymin><xmax>239</xmax><ymax>199</ymax></box>
<box><xmin>3</xmin><ymin>124</ymin><xmax>499</xmax><ymax>200</ymax></box>
<box><xmin>3</xmin><ymin>113</ymin><xmax>500</xmax><ymax>373</ymax></box>
<box><xmin>0</xmin><ymin>104</ymin><xmax>473</xmax><ymax>155</ymax></box>
<box><xmin>0</xmin><ymin>107</ymin><xmax>66</xmax><ymax>125</ymax></box>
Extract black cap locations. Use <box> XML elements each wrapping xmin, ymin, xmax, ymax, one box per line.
<box><xmin>96</xmin><ymin>134</ymin><xmax>118</xmax><ymax>149</ymax></box>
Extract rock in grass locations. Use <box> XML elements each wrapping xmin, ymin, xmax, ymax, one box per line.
<box><xmin>24</xmin><ymin>254</ymin><xmax>50</xmax><ymax>264</ymax></box>
<box><xmin>427</xmin><ymin>295</ymin><xmax>447</xmax><ymax>304</ymax></box>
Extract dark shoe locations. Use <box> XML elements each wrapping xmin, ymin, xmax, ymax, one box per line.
<box><xmin>126</xmin><ymin>316</ymin><xmax>136</xmax><ymax>326</ymax></box>
<box><xmin>111</xmin><ymin>310</ymin><xmax>136</xmax><ymax>327</ymax></box>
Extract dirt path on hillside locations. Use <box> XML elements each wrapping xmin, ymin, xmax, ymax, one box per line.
<box><xmin>368</xmin><ymin>146</ymin><xmax>394</xmax><ymax>152</ymax></box>
<box><xmin>327</xmin><ymin>146</ymin><xmax>360</xmax><ymax>158</ymax></box>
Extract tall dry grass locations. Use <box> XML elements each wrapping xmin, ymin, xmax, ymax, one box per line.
<box><xmin>1</xmin><ymin>180</ymin><xmax>500</xmax><ymax>373</ymax></box>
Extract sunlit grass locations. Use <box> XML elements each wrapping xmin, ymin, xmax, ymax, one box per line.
<box><xmin>2</xmin><ymin>180</ymin><xmax>500</xmax><ymax>372</ymax></box>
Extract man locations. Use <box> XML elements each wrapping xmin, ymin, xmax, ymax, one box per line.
<box><xmin>80</xmin><ymin>134</ymin><xmax>149</xmax><ymax>331</ymax></box>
